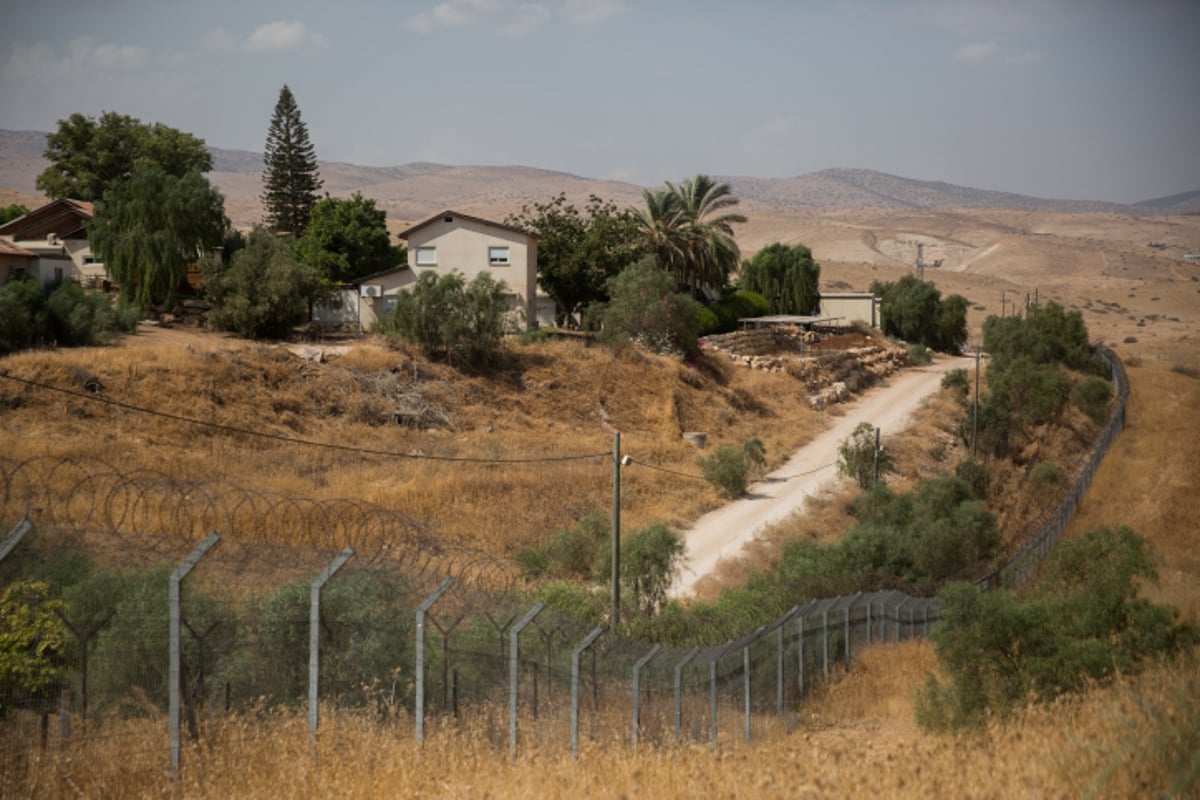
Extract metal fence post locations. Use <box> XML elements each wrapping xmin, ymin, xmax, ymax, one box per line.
<box><xmin>415</xmin><ymin>577</ymin><xmax>453</xmax><ymax>743</ymax></box>
<box><xmin>822</xmin><ymin>608</ymin><xmax>830</xmax><ymax>680</ymax></box>
<box><xmin>673</xmin><ymin>647</ymin><xmax>700</xmax><ymax>744</ymax></box>
<box><xmin>895</xmin><ymin>598</ymin><xmax>908</xmax><ymax>641</ymax></box>
<box><xmin>797</xmin><ymin>616</ymin><xmax>805</xmax><ymax>698</ymax></box>
<box><xmin>170</xmin><ymin>532</ymin><xmax>220</xmax><ymax>777</ymax></box>
<box><xmin>776</xmin><ymin>624</ymin><xmax>784</xmax><ymax>716</ymax></box>
<box><xmin>0</xmin><ymin>516</ymin><xmax>33</xmax><ymax>562</ymax></box>
<box><xmin>743</xmin><ymin>644</ymin><xmax>752</xmax><ymax>744</ymax></box>
<box><xmin>709</xmin><ymin>658</ymin><xmax>718</xmax><ymax>752</ymax></box>
<box><xmin>631</xmin><ymin>643</ymin><xmax>661</xmax><ymax>752</ymax></box>
<box><xmin>509</xmin><ymin>602</ymin><xmax>544</xmax><ymax>761</ymax></box>
<box><xmin>844</xmin><ymin>603</ymin><xmax>852</xmax><ymax>671</ymax></box>
<box><xmin>309</xmin><ymin>547</ymin><xmax>354</xmax><ymax>742</ymax></box>
<box><xmin>571</xmin><ymin>625</ymin><xmax>605</xmax><ymax>759</ymax></box>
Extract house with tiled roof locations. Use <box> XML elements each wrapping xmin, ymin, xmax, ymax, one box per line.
<box><xmin>0</xmin><ymin>198</ymin><xmax>106</xmax><ymax>289</ymax></box>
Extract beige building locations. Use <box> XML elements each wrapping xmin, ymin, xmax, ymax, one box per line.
<box><xmin>396</xmin><ymin>210</ymin><xmax>539</xmax><ymax>329</ymax></box>
<box><xmin>818</xmin><ymin>291</ymin><xmax>880</xmax><ymax>328</ymax></box>
<box><xmin>0</xmin><ymin>199</ymin><xmax>106</xmax><ymax>289</ymax></box>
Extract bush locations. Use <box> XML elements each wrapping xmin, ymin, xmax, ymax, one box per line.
<box><xmin>917</xmin><ymin>526</ymin><xmax>1196</xmax><ymax>731</ymax></box>
<box><xmin>620</xmin><ymin>523</ymin><xmax>684</xmax><ymax>616</ymax></box>
<box><xmin>0</xmin><ymin>277</ymin><xmax>127</xmax><ymax>354</ymax></box>
<box><xmin>699</xmin><ymin>445</ymin><xmax>750</xmax><ymax>497</ymax></box>
<box><xmin>742</xmin><ymin>437</ymin><xmax>767</xmax><ymax>478</ymax></box>
<box><xmin>601</xmin><ymin>257</ymin><xmax>701</xmax><ymax>355</ymax></box>
<box><xmin>201</xmin><ymin>226</ymin><xmax>322</xmax><ymax>339</ymax></box>
<box><xmin>837</xmin><ymin>422</ymin><xmax>892</xmax><ymax>490</ymax></box>
<box><xmin>1028</xmin><ymin>461</ymin><xmax>1062</xmax><ymax>489</ymax></box>
<box><xmin>696</xmin><ymin>290</ymin><xmax>771</xmax><ymax>335</ymax></box>
<box><xmin>1071</xmin><ymin>376</ymin><xmax>1112</xmax><ymax>422</ymax></box>
<box><xmin>739</xmin><ymin>242</ymin><xmax>820</xmax><ymax>315</ymax></box>
<box><xmin>871</xmin><ymin>274</ymin><xmax>968</xmax><ymax>352</ymax></box>
<box><xmin>941</xmin><ymin>368</ymin><xmax>969</xmax><ymax>402</ymax></box>
<box><xmin>381</xmin><ymin>270</ymin><xmax>512</xmax><ymax>366</ymax></box>
<box><xmin>908</xmin><ymin>343</ymin><xmax>932</xmax><ymax>365</ymax></box>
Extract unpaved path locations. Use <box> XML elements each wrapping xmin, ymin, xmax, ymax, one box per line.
<box><xmin>671</xmin><ymin>356</ymin><xmax>965</xmax><ymax>599</ymax></box>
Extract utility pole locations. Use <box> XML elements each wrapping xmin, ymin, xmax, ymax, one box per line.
<box><xmin>611</xmin><ymin>430</ymin><xmax>621</xmax><ymax>629</ymax></box>
<box><xmin>973</xmin><ymin>345</ymin><xmax>981</xmax><ymax>459</ymax></box>
<box><xmin>873</xmin><ymin>426</ymin><xmax>881</xmax><ymax>489</ymax></box>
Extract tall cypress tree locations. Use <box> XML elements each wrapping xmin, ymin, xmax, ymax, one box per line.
<box><xmin>261</xmin><ymin>84</ymin><xmax>323</xmax><ymax>236</ymax></box>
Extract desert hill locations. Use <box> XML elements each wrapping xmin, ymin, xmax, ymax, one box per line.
<box><xmin>3</xmin><ymin>128</ymin><xmax>1191</xmax><ymax>228</ymax></box>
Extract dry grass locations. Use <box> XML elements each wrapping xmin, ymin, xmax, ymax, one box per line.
<box><xmin>0</xmin><ymin>330</ymin><xmax>822</xmax><ymax>560</ymax></box>
<box><xmin>4</xmin><ymin>646</ymin><xmax>1194</xmax><ymax>798</ymax></box>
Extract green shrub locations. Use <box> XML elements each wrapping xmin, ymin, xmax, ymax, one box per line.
<box><xmin>698</xmin><ymin>445</ymin><xmax>749</xmax><ymax>497</ymax></box>
<box><xmin>837</xmin><ymin>422</ymin><xmax>892</xmax><ymax>490</ymax></box>
<box><xmin>941</xmin><ymin>368</ymin><xmax>969</xmax><ymax>402</ymax></box>
<box><xmin>742</xmin><ymin>437</ymin><xmax>767</xmax><ymax>478</ymax></box>
<box><xmin>954</xmin><ymin>459</ymin><xmax>988</xmax><ymax>500</ymax></box>
<box><xmin>381</xmin><ymin>270</ymin><xmax>513</xmax><ymax>366</ymax></box>
<box><xmin>1029</xmin><ymin>461</ymin><xmax>1062</xmax><ymax>489</ymax></box>
<box><xmin>601</xmin><ymin>257</ymin><xmax>701</xmax><ymax>355</ymax></box>
<box><xmin>917</xmin><ymin>526</ymin><xmax>1196</xmax><ymax>732</ymax></box>
<box><xmin>908</xmin><ymin>343</ymin><xmax>932</xmax><ymax>365</ymax></box>
<box><xmin>1071</xmin><ymin>376</ymin><xmax>1112</xmax><ymax>422</ymax></box>
<box><xmin>696</xmin><ymin>290</ymin><xmax>770</xmax><ymax>335</ymax></box>
<box><xmin>619</xmin><ymin>523</ymin><xmax>684</xmax><ymax>616</ymax></box>
<box><xmin>0</xmin><ymin>277</ymin><xmax>127</xmax><ymax>354</ymax></box>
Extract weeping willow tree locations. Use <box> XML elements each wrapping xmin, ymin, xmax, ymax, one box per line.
<box><xmin>89</xmin><ymin>164</ymin><xmax>228</xmax><ymax>311</ymax></box>
<box><xmin>739</xmin><ymin>242</ymin><xmax>821</xmax><ymax>315</ymax></box>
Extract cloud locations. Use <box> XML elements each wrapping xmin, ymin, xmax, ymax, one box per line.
<box><xmin>407</xmin><ymin>0</ymin><xmax>623</xmax><ymax>35</ymax></box>
<box><xmin>243</xmin><ymin>21</ymin><xmax>328</xmax><ymax>52</ymax></box>
<box><xmin>498</xmin><ymin>4</ymin><xmax>552</xmax><ymax>36</ymax></box>
<box><xmin>955</xmin><ymin>40</ymin><xmax>1001</xmax><ymax>62</ymax></box>
<box><xmin>202</xmin><ymin>28</ymin><xmax>238</xmax><ymax>53</ymax></box>
<box><xmin>563</xmin><ymin>0</ymin><xmax>628</xmax><ymax>25</ymax></box>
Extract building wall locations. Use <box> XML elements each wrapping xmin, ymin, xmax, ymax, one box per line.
<box><xmin>356</xmin><ymin>269</ymin><xmax>418</xmax><ymax>331</ymax></box>
<box><xmin>819</xmin><ymin>294</ymin><xmax>879</xmax><ymax>328</ymax></box>
<box><xmin>405</xmin><ymin>214</ymin><xmax>537</xmax><ymax>328</ymax></box>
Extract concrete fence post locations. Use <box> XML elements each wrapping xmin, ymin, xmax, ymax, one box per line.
<box><xmin>415</xmin><ymin>577</ymin><xmax>453</xmax><ymax>743</ymax></box>
<box><xmin>170</xmin><ymin>532</ymin><xmax>220</xmax><ymax>777</ymax></box>
<box><xmin>508</xmin><ymin>602</ymin><xmax>544</xmax><ymax>761</ymax></box>
<box><xmin>570</xmin><ymin>625</ymin><xmax>605</xmax><ymax>759</ymax></box>
<box><xmin>631</xmin><ymin>643</ymin><xmax>661</xmax><ymax>752</ymax></box>
<box><xmin>673</xmin><ymin>647</ymin><xmax>700</xmax><ymax>744</ymax></box>
<box><xmin>309</xmin><ymin>547</ymin><xmax>354</xmax><ymax>742</ymax></box>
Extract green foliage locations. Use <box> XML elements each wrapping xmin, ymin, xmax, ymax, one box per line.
<box><xmin>907</xmin><ymin>343</ymin><xmax>932</xmax><ymax>365</ymax></box>
<box><xmin>382</xmin><ymin>270</ymin><xmax>513</xmax><ymax>366</ymax></box>
<box><xmin>1028</xmin><ymin>461</ymin><xmax>1061</xmax><ymax>490</ymax></box>
<box><xmin>983</xmin><ymin>301</ymin><xmax>1101</xmax><ymax>375</ymax></box>
<box><xmin>698</xmin><ymin>446</ymin><xmax>750</xmax><ymax>497</ymax></box>
<box><xmin>0</xmin><ymin>580</ymin><xmax>67</xmax><ymax>715</ymax></box>
<box><xmin>620</xmin><ymin>523</ymin><xmax>685</xmax><ymax>616</ymax></box>
<box><xmin>1071</xmin><ymin>375</ymin><xmax>1113</xmax><ymax>422</ymax></box>
<box><xmin>261</xmin><ymin>84</ymin><xmax>323</xmax><ymax>235</ymax></box>
<box><xmin>739</xmin><ymin>242</ymin><xmax>821</xmax><ymax>315</ymax></box>
<box><xmin>37</xmin><ymin>111</ymin><xmax>212</xmax><ymax>201</ymax></box>
<box><xmin>871</xmin><ymin>274</ymin><xmax>968</xmax><ymax>352</ymax></box>
<box><xmin>742</xmin><ymin>437</ymin><xmax>767</xmax><ymax>478</ymax></box>
<box><xmin>941</xmin><ymin>368</ymin><xmax>969</xmax><ymax>403</ymax></box>
<box><xmin>294</xmin><ymin>192</ymin><xmax>403</xmax><ymax>283</ymax></box>
<box><xmin>89</xmin><ymin>164</ymin><xmax>228</xmax><ymax>311</ymax></box>
<box><xmin>600</xmin><ymin>257</ymin><xmax>702</xmax><ymax>355</ymax></box>
<box><xmin>506</xmin><ymin>193</ymin><xmax>641</xmax><ymax>326</ymax></box>
<box><xmin>697</xmin><ymin>289</ymin><xmax>771</xmax><ymax>335</ymax></box>
<box><xmin>0</xmin><ymin>277</ymin><xmax>128</xmax><ymax>354</ymax></box>
<box><xmin>917</xmin><ymin>526</ymin><xmax>1196</xmax><ymax>731</ymax></box>
<box><xmin>201</xmin><ymin>225</ymin><xmax>321</xmax><ymax>338</ymax></box>
<box><xmin>517</xmin><ymin>513</ymin><xmax>612</xmax><ymax>581</ymax></box>
<box><xmin>633</xmin><ymin>175</ymin><xmax>747</xmax><ymax>292</ymax></box>
<box><xmin>838</xmin><ymin>421</ymin><xmax>892</xmax><ymax>490</ymax></box>
<box><xmin>233</xmin><ymin>571</ymin><xmax>411</xmax><ymax>706</ymax></box>
<box><xmin>0</xmin><ymin>204</ymin><xmax>29</xmax><ymax>224</ymax></box>
<box><xmin>954</xmin><ymin>458</ymin><xmax>988</xmax><ymax>500</ymax></box>
<box><xmin>988</xmin><ymin>356</ymin><xmax>1071</xmax><ymax>424</ymax></box>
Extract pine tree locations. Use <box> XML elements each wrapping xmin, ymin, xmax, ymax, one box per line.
<box><xmin>261</xmin><ymin>84</ymin><xmax>323</xmax><ymax>236</ymax></box>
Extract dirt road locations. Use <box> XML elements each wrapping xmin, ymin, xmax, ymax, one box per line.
<box><xmin>670</xmin><ymin>356</ymin><xmax>965</xmax><ymax>599</ymax></box>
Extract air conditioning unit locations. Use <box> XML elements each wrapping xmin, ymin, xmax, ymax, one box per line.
<box><xmin>46</xmin><ymin>233</ymin><xmax>59</xmax><ymax>245</ymax></box>
<box><xmin>360</xmin><ymin>284</ymin><xmax>383</xmax><ymax>298</ymax></box>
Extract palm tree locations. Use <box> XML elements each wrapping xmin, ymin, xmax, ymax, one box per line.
<box><xmin>633</xmin><ymin>175</ymin><xmax>746</xmax><ymax>294</ymax></box>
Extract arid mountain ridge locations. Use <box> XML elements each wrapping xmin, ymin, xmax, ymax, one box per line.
<box><xmin>2</xmin><ymin>129</ymin><xmax>1197</xmax><ymax>230</ymax></box>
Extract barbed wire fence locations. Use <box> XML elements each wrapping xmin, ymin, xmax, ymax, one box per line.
<box><xmin>0</xmin><ymin>345</ymin><xmax>1129</xmax><ymax>778</ymax></box>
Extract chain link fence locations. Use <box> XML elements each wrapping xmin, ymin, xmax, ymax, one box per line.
<box><xmin>0</xmin><ymin>346</ymin><xmax>1129</xmax><ymax>773</ymax></box>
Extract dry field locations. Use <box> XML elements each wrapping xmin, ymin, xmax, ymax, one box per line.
<box><xmin>2</xmin><ymin>205</ymin><xmax>1198</xmax><ymax>796</ymax></box>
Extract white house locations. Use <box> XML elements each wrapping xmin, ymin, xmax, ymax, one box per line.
<box><xmin>0</xmin><ymin>199</ymin><xmax>106</xmax><ymax>289</ymax></box>
<box><xmin>396</xmin><ymin>210</ymin><xmax>540</xmax><ymax>330</ymax></box>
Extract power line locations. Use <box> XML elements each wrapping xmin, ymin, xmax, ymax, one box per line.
<box><xmin>0</xmin><ymin>372</ymin><xmax>610</xmax><ymax>465</ymax></box>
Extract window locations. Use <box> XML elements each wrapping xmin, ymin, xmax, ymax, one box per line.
<box><xmin>416</xmin><ymin>246</ymin><xmax>437</xmax><ymax>265</ymax></box>
<box><xmin>488</xmin><ymin>246</ymin><xmax>510</xmax><ymax>265</ymax></box>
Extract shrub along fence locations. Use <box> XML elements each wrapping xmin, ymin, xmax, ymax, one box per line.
<box><xmin>0</xmin><ymin>346</ymin><xmax>1128</xmax><ymax>776</ymax></box>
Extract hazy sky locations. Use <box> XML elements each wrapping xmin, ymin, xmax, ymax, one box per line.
<box><xmin>1</xmin><ymin>1</ymin><xmax>1197</xmax><ymax>203</ymax></box>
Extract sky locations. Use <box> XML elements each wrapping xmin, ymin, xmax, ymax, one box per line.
<box><xmin>1</xmin><ymin>0</ymin><xmax>1197</xmax><ymax>204</ymax></box>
